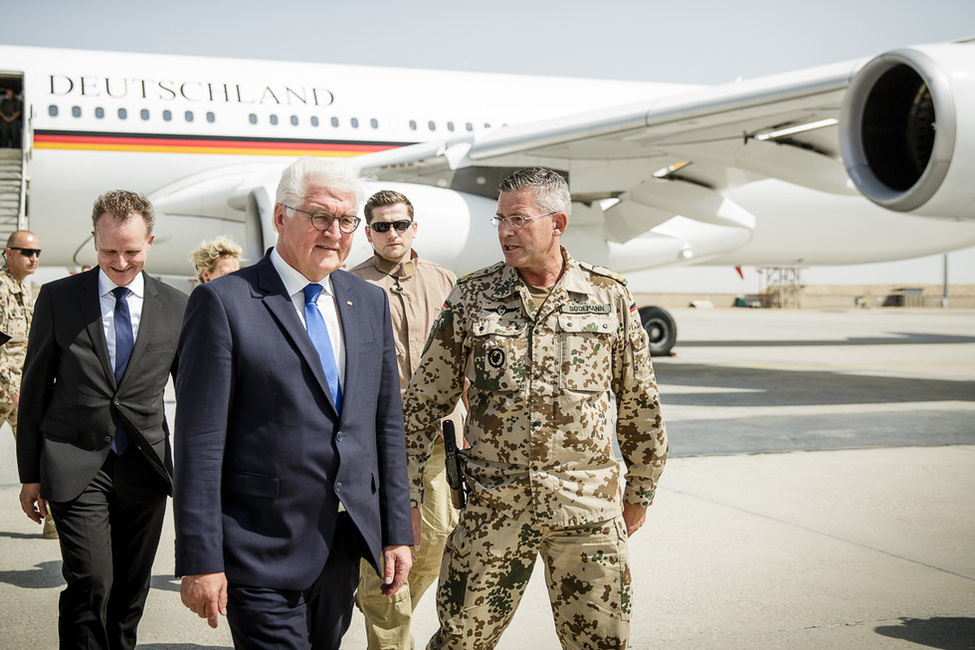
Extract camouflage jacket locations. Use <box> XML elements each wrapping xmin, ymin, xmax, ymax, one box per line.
<box><xmin>0</xmin><ymin>263</ymin><xmax>34</xmax><ymax>404</ymax></box>
<box><xmin>403</xmin><ymin>249</ymin><xmax>667</xmax><ymax>526</ymax></box>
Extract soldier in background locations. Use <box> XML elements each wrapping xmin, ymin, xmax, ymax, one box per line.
<box><xmin>349</xmin><ymin>190</ymin><xmax>464</xmax><ymax>650</ymax></box>
<box><xmin>0</xmin><ymin>231</ymin><xmax>55</xmax><ymax>539</ymax></box>
<box><xmin>402</xmin><ymin>167</ymin><xmax>668</xmax><ymax>649</ymax></box>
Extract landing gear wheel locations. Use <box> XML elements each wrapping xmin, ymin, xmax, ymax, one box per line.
<box><xmin>638</xmin><ymin>306</ymin><xmax>677</xmax><ymax>357</ymax></box>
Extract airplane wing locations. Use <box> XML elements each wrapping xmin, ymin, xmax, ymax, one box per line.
<box><xmin>355</xmin><ymin>40</ymin><xmax>975</xmax><ymax>244</ymax></box>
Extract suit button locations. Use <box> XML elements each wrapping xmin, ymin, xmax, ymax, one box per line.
<box><xmin>336</xmin><ymin>431</ymin><xmax>344</xmax><ymax>442</ymax></box>
<box><xmin>104</xmin><ymin>436</ymin><xmax>112</xmax><ymax>443</ymax></box>
<box><xmin>113</xmin><ymin>398</ymin><xmax>120</xmax><ymax>406</ymax></box>
<box><xmin>334</xmin><ymin>482</ymin><xmax>343</xmax><ymax>493</ymax></box>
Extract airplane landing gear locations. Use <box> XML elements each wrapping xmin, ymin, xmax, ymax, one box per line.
<box><xmin>639</xmin><ymin>306</ymin><xmax>677</xmax><ymax>357</ymax></box>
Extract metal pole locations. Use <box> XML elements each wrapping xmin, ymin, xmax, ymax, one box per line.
<box><xmin>942</xmin><ymin>253</ymin><xmax>949</xmax><ymax>308</ymax></box>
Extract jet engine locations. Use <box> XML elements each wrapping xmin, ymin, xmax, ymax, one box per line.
<box><xmin>839</xmin><ymin>42</ymin><xmax>975</xmax><ymax>220</ymax></box>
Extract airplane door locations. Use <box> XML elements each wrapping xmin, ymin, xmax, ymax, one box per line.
<box><xmin>0</xmin><ymin>72</ymin><xmax>27</xmax><ymax>233</ymax></box>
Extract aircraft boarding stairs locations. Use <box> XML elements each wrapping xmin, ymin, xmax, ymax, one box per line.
<box><xmin>0</xmin><ymin>148</ymin><xmax>24</xmax><ymax>244</ymax></box>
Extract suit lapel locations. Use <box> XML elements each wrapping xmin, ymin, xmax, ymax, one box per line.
<box><xmin>124</xmin><ymin>272</ymin><xmax>161</xmax><ymax>383</ymax></box>
<box><xmin>257</xmin><ymin>257</ymin><xmax>339</xmax><ymax>415</ymax></box>
<box><xmin>332</xmin><ymin>272</ymin><xmax>358</xmax><ymax>411</ymax></box>
<box><xmin>78</xmin><ymin>269</ymin><xmax>116</xmax><ymax>386</ymax></box>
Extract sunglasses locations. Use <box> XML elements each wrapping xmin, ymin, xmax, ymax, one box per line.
<box><xmin>368</xmin><ymin>220</ymin><xmax>413</xmax><ymax>233</ymax></box>
<box><xmin>9</xmin><ymin>247</ymin><xmax>41</xmax><ymax>258</ymax></box>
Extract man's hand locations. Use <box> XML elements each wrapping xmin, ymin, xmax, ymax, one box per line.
<box><xmin>622</xmin><ymin>501</ymin><xmax>647</xmax><ymax>537</ymax></box>
<box><xmin>411</xmin><ymin>507</ymin><xmax>422</xmax><ymax>549</ymax></box>
<box><xmin>380</xmin><ymin>544</ymin><xmax>415</xmax><ymax>597</ymax></box>
<box><xmin>19</xmin><ymin>483</ymin><xmax>47</xmax><ymax>525</ymax></box>
<box><xmin>180</xmin><ymin>572</ymin><xmax>228</xmax><ymax>629</ymax></box>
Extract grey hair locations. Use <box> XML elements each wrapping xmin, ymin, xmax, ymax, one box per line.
<box><xmin>498</xmin><ymin>167</ymin><xmax>571</xmax><ymax>218</ymax></box>
<box><xmin>275</xmin><ymin>157</ymin><xmax>370</xmax><ymax>211</ymax></box>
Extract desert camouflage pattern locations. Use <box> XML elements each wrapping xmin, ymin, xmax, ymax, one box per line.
<box><xmin>430</xmin><ymin>500</ymin><xmax>631</xmax><ymax>649</ymax></box>
<box><xmin>0</xmin><ymin>263</ymin><xmax>34</xmax><ymax>406</ymax></box>
<box><xmin>403</xmin><ymin>248</ymin><xmax>667</xmax><ymax>524</ymax></box>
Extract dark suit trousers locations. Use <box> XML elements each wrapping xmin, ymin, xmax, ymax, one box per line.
<box><xmin>50</xmin><ymin>451</ymin><xmax>167</xmax><ymax>650</ymax></box>
<box><xmin>226</xmin><ymin>513</ymin><xmax>364</xmax><ymax>650</ymax></box>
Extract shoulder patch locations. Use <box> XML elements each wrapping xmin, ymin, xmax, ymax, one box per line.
<box><xmin>580</xmin><ymin>262</ymin><xmax>628</xmax><ymax>286</ymax></box>
<box><xmin>458</xmin><ymin>261</ymin><xmax>506</xmax><ymax>284</ymax></box>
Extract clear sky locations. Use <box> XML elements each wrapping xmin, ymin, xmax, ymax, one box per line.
<box><xmin>4</xmin><ymin>0</ymin><xmax>975</xmax><ymax>288</ymax></box>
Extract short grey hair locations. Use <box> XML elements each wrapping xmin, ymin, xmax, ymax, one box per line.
<box><xmin>498</xmin><ymin>167</ymin><xmax>571</xmax><ymax>218</ymax></box>
<box><xmin>275</xmin><ymin>158</ymin><xmax>370</xmax><ymax>211</ymax></box>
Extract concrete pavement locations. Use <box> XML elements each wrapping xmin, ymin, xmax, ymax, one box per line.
<box><xmin>0</xmin><ymin>308</ymin><xmax>971</xmax><ymax>648</ymax></box>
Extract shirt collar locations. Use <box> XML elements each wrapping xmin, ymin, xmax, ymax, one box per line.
<box><xmin>270</xmin><ymin>247</ymin><xmax>335</xmax><ymax>299</ymax></box>
<box><xmin>98</xmin><ymin>267</ymin><xmax>145</xmax><ymax>298</ymax></box>
<box><xmin>373</xmin><ymin>250</ymin><xmax>417</xmax><ymax>279</ymax></box>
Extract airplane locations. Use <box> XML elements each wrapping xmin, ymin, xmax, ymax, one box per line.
<box><xmin>1</xmin><ymin>39</ymin><xmax>974</xmax><ymax>356</ymax></box>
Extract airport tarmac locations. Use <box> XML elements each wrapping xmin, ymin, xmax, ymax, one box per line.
<box><xmin>0</xmin><ymin>307</ymin><xmax>971</xmax><ymax>649</ymax></box>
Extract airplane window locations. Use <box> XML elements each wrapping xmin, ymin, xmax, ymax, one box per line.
<box><xmin>95</xmin><ymin>107</ymin><xmax>105</xmax><ymax>119</ymax></box>
<box><xmin>48</xmin><ymin>105</ymin><xmax>58</xmax><ymax>117</ymax></box>
<box><xmin>72</xmin><ymin>106</ymin><xmax>81</xmax><ymax>118</ymax></box>
<box><xmin>311</xmin><ymin>116</ymin><xmax>319</xmax><ymax>127</ymax></box>
<box><xmin>163</xmin><ymin>110</ymin><xmax>172</xmax><ymax>121</ymax></box>
<box><xmin>118</xmin><ymin>108</ymin><xmax>127</xmax><ymax>120</ymax></box>
<box><xmin>270</xmin><ymin>115</ymin><xmax>278</xmax><ymax>125</ymax></box>
<box><xmin>141</xmin><ymin>109</ymin><xmax>150</xmax><ymax>120</ymax></box>
<box><xmin>370</xmin><ymin>118</ymin><xmax>378</xmax><ymax>129</ymax></box>
<box><xmin>350</xmin><ymin>118</ymin><xmax>359</xmax><ymax>128</ymax></box>
<box><xmin>331</xmin><ymin>117</ymin><xmax>339</xmax><ymax>127</ymax></box>
<box><xmin>207</xmin><ymin>112</ymin><xmax>215</xmax><ymax>123</ymax></box>
<box><xmin>428</xmin><ymin>121</ymin><xmax>436</xmax><ymax>131</ymax></box>
<box><xmin>447</xmin><ymin>121</ymin><xmax>455</xmax><ymax>132</ymax></box>
<box><xmin>409</xmin><ymin>120</ymin><xmax>417</xmax><ymax>131</ymax></box>
<box><xmin>185</xmin><ymin>111</ymin><xmax>194</xmax><ymax>122</ymax></box>
<box><xmin>484</xmin><ymin>123</ymin><xmax>491</xmax><ymax>128</ymax></box>
<box><xmin>466</xmin><ymin>122</ymin><xmax>473</xmax><ymax>132</ymax></box>
<box><xmin>290</xmin><ymin>116</ymin><xmax>298</xmax><ymax>126</ymax></box>
<box><xmin>248</xmin><ymin>114</ymin><xmax>257</xmax><ymax>125</ymax></box>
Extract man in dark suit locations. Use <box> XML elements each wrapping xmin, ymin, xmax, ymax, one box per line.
<box><xmin>17</xmin><ymin>190</ymin><xmax>188</xmax><ymax>650</ymax></box>
<box><xmin>174</xmin><ymin>158</ymin><xmax>414</xmax><ymax>650</ymax></box>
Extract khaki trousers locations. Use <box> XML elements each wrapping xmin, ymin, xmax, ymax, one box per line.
<box><xmin>356</xmin><ymin>438</ymin><xmax>458</xmax><ymax>650</ymax></box>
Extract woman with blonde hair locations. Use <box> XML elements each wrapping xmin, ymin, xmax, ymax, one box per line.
<box><xmin>190</xmin><ymin>236</ymin><xmax>243</xmax><ymax>283</ymax></box>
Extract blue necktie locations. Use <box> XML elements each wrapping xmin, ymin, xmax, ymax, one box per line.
<box><xmin>112</xmin><ymin>287</ymin><xmax>134</xmax><ymax>455</ymax></box>
<box><xmin>303</xmin><ymin>284</ymin><xmax>342</xmax><ymax>413</ymax></box>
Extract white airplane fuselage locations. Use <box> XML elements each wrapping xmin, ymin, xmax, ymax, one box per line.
<box><xmin>4</xmin><ymin>44</ymin><xmax>975</xmax><ymax>280</ymax></box>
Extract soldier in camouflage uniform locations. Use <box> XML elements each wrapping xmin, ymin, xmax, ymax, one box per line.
<box><xmin>403</xmin><ymin>168</ymin><xmax>668</xmax><ymax>650</ymax></box>
<box><xmin>0</xmin><ymin>230</ymin><xmax>56</xmax><ymax>538</ymax></box>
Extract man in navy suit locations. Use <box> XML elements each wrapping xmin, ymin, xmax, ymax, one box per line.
<box><xmin>18</xmin><ymin>191</ymin><xmax>187</xmax><ymax>649</ymax></box>
<box><xmin>174</xmin><ymin>158</ymin><xmax>414</xmax><ymax>649</ymax></box>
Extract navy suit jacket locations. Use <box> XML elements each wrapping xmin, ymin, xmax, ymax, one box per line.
<box><xmin>17</xmin><ymin>269</ymin><xmax>186</xmax><ymax>502</ymax></box>
<box><xmin>173</xmin><ymin>253</ymin><xmax>412</xmax><ymax>591</ymax></box>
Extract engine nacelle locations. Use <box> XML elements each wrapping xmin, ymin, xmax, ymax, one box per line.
<box><xmin>840</xmin><ymin>43</ymin><xmax>975</xmax><ymax>219</ymax></box>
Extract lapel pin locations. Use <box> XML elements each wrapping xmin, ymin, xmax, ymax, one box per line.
<box><xmin>347</xmin><ymin>300</ymin><xmax>353</xmax><ymax>306</ymax></box>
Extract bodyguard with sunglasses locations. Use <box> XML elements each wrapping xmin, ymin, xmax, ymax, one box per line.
<box><xmin>349</xmin><ymin>190</ymin><xmax>464</xmax><ymax>650</ymax></box>
<box><xmin>0</xmin><ymin>231</ymin><xmax>56</xmax><ymax>538</ymax></box>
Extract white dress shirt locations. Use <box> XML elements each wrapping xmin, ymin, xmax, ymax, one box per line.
<box><xmin>98</xmin><ymin>269</ymin><xmax>145</xmax><ymax>371</ymax></box>
<box><xmin>270</xmin><ymin>248</ymin><xmax>346</xmax><ymax>389</ymax></box>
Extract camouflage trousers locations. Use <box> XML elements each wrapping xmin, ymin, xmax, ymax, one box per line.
<box><xmin>0</xmin><ymin>401</ymin><xmax>58</xmax><ymax>538</ymax></box>
<box><xmin>357</xmin><ymin>438</ymin><xmax>458</xmax><ymax>650</ymax></box>
<box><xmin>427</xmin><ymin>498</ymin><xmax>631</xmax><ymax>650</ymax></box>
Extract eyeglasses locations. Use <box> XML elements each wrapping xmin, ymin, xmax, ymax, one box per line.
<box><xmin>9</xmin><ymin>247</ymin><xmax>41</xmax><ymax>258</ymax></box>
<box><xmin>368</xmin><ymin>220</ymin><xmax>413</xmax><ymax>233</ymax></box>
<box><xmin>489</xmin><ymin>211</ymin><xmax>556</xmax><ymax>229</ymax></box>
<box><xmin>282</xmin><ymin>205</ymin><xmax>361</xmax><ymax>234</ymax></box>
